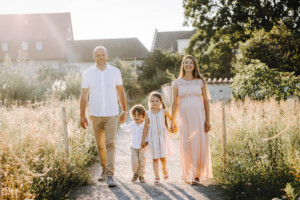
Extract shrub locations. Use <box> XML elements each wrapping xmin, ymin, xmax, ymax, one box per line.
<box><xmin>138</xmin><ymin>50</ymin><xmax>182</xmax><ymax>94</ymax></box>
<box><xmin>231</xmin><ymin>59</ymin><xmax>300</xmax><ymax>100</ymax></box>
<box><xmin>111</xmin><ymin>58</ymin><xmax>141</xmax><ymax>103</ymax></box>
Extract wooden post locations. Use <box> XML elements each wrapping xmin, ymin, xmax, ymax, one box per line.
<box><xmin>61</xmin><ymin>106</ymin><xmax>69</xmax><ymax>159</ymax></box>
<box><xmin>221</xmin><ymin>101</ymin><xmax>226</xmax><ymax>169</ymax></box>
<box><xmin>0</xmin><ymin>171</ymin><xmax>2</xmax><ymax>200</ymax></box>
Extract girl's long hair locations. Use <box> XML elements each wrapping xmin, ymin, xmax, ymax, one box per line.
<box><xmin>148</xmin><ymin>91</ymin><xmax>169</xmax><ymax>131</ymax></box>
<box><xmin>179</xmin><ymin>55</ymin><xmax>205</xmax><ymax>83</ymax></box>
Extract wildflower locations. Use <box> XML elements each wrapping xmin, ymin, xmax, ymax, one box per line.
<box><xmin>257</xmin><ymin>188</ymin><xmax>260</xmax><ymax>191</ymax></box>
<box><xmin>242</xmin><ymin>192</ymin><xmax>245</xmax><ymax>195</ymax></box>
<box><xmin>2</xmin><ymin>84</ymin><xmax>8</xmax><ymax>90</ymax></box>
<box><xmin>52</xmin><ymin>80</ymin><xmax>67</xmax><ymax>93</ymax></box>
<box><xmin>248</xmin><ymin>183</ymin><xmax>251</xmax><ymax>186</ymax></box>
<box><xmin>40</xmin><ymin>177</ymin><xmax>44</xmax><ymax>181</ymax></box>
<box><xmin>259</xmin><ymin>154</ymin><xmax>267</xmax><ymax>159</ymax></box>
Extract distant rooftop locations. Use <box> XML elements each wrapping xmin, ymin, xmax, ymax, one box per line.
<box><xmin>151</xmin><ymin>29</ymin><xmax>195</xmax><ymax>52</ymax></box>
<box><xmin>68</xmin><ymin>38</ymin><xmax>149</xmax><ymax>62</ymax></box>
<box><xmin>0</xmin><ymin>12</ymin><xmax>73</xmax><ymax>61</ymax></box>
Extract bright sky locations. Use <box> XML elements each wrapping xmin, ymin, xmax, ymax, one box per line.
<box><xmin>0</xmin><ymin>0</ymin><xmax>193</xmax><ymax>50</ymax></box>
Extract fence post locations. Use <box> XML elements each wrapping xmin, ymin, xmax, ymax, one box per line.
<box><xmin>61</xmin><ymin>106</ymin><xmax>69</xmax><ymax>159</ymax></box>
<box><xmin>221</xmin><ymin>101</ymin><xmax>226</xmax><ymax>169</ymax></box>
<box><xmin>0</xmin><ymin>170</ymin><xmax>2</xmax><ymax>200</ymax></box>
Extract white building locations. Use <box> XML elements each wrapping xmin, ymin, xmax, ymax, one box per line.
<box><xmin>151</xmin><ymin>29</ymin><xmax>196</xmax><ymax>54</ymax></box>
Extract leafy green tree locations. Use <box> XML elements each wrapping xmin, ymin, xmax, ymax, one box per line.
<box><xmin>138</xmin><ymin>50</ymin><xmax>182</xmax><ymax>94</ymax></box>
<box><xmin>231</xmin><ymin>59</ymin><xmax>300</xmax><ymax>100</ymax></box>
<box><xmin>183</xmin><ymin>0</ymin><xmax>300</xmax><ymax>77</ymax></box>
<box><xmin>239</xmin><ymin>24</ymin><xmax>300</xmax><ymax>75</ymax></box>
<box><xmin>184</xmin><ymin>0</ymin><xmax>299</xmax><ymax>45</ymax></box>
<box><xmin>191</xmin><ymin>35</ymin><xmax>234</xmax><ymax>78</ymax></box>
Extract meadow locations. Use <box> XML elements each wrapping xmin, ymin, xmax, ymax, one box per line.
<box><xmin>0</xmin><ymin>99</ymin><xmax>98</xmax><ymax>199</ymax></box>
<box><xmin>0</xmin><ymin>57</ymin><xmax>299</xmax><ymax>199</ymax></box>
<box><xmin>0</xmin><ymin>97</ymin><xmax>299</xmax><ymax>199</ymax></box>
<box><xmin>210</xmin><ymin>98</ymin><xmax>300</xmax><ymax>199</ymax></box>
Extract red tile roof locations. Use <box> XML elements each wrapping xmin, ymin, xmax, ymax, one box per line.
<box><xmin>67</xmin><ymin>38</ymin><xmax>149</xmax><ymax>62</ymax></box>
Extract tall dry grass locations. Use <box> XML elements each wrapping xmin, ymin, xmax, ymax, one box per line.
<box><xmin>209</xmin><ymin>98</ymin><xmax>300</xmax><ymax>199</ymax></box>
<box><xmin>0</xmin><ymin>97</ymin><xmax>299</xmax><ymax>199</ymax></box>
<box><xmin>0</xmin><ymin>99</ymin><xmax>97</xmax><ymax>199</ymax></box>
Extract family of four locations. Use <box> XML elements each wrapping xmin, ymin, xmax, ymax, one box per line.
<box><xmin>80</xmin><ymin>46</ymin><xmax>212</xmax><ymax>187</ymax></box>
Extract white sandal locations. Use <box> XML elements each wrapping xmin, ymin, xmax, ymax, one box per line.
<box><xmin>154</xmin><ymin>177</ymin><xmax>160</xmax><ymax>184</ymax></box>
<box><xmin>162</xmin><ymin>169</ymin><xmax>169</xmax><ymax>179</ymax></box>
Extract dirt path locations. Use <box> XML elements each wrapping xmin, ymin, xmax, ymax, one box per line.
<box><xmin>69</xmin><ymin>128</ymin><xmax>223</xmax><ymax>200</ymax></box>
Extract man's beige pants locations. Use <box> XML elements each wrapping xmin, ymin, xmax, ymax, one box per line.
<box><xmin>131</xmin><ymin>147</ymin><xmax>146</xmax><ymax>176</ymax></box>
<box><xmin>90</xmin><ymin>115</ymin><xmax>118</xmax><ymax>176</ymax></box>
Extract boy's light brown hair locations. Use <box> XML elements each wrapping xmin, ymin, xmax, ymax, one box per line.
<box><xmin>130</xmin><ymin>104</ymin><xmax>146</xmax><ymax>118</ymax></box>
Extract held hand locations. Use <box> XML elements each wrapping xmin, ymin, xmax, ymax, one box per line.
<box><xmin>80</xmin><ymin>115</ymin><xmax>88</xmax><ymax>129</ymax></box>
<box><xmin>204</xmin><ymin>121</ymin><xmax>211</xmax><ymax>133</ymax></box>
<box><xmin>170</xmin><ymin>121</ymin><xmax>178</xmax><ymax>133</ymax></box>
<box><xmin>141</xmin><ymin>141</ymin><xmax>146</xmax><ymax>148</ymax></box>
<box><xmin>119</xmin><ymin>112</ymin><xmax>127</xmax><ymax>124</ymax></box>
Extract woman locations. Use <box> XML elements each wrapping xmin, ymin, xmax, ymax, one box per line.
<box><xmin>170</xmin><ymin>55</ymin><xmax>212</xmax><ymax>185</ymax></box>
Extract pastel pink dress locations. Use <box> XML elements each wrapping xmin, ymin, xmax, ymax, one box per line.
<box><xmin>172</xmin><ymin>78</ymin><xmax>213</xmax><ymax>182</ymax></box>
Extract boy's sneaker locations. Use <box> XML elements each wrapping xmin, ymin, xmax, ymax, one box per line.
<box><xmin>131</xmin><ymin>173</ymin><xmax>138</xmax><ymax>182</ymax></box>
<box><xmin>139</xmin><ymin>176</ymin><xmax>145</xmax><ymax>183</ymax></box>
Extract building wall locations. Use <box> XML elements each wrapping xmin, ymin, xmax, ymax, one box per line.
<box><xmin>207</xmin><ymin>84</ymin><xmax>233</xmax><ymax>101</ymax></box>
<box><xmin>177</xmin><ymin>39</ymin><xmax>190</xmax><ymax>54</ymax></box>
<box><xmin>161</xmin><ymin>82</ymin><xmax>233</xmax><ymax>106</ymax></box>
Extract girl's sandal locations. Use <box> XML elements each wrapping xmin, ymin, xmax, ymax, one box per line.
<box><xmin>162</xmin><ymin>169</ymin><xmax>169</xmax><ymax>179</ymax></box>
<box><xmin>154</xmin><ymin>177</ymin><xmax>160</xmax><ymax>184</ymax></box>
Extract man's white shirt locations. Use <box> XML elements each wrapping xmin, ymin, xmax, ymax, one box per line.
<box><xmin>82</xmin><ymin>64</ymin><xmax>123</xmax><ymax>117</ymax></box>
<box><xmin>120</xmin><ymin>121</ymin><xmax>146</xmax><ymax>149</ymax></box>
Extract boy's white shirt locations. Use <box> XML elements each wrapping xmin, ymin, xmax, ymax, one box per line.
<box><xmin>120</xmin><ymin>121</ymin><xmax>147</xmax><ymax>149</ymax></box>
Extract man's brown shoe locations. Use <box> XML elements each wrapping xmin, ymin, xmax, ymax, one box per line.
<box><xmin>97</xmin><ymin>170</ymin><xmax>106</xmax><ymax>181</ymax></box>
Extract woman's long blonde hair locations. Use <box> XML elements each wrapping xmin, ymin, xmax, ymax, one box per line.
<box><xmin>179</xmin><ymin>55</ymin><xmax>205</xmax><ymax>82</ymax></box>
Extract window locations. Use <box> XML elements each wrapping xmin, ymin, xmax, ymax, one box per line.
<box><xmin>2</xmin><ymin>42</ymin><xmax>8</xmax><ymax>51</ymax></box>
<box><xmin>22</xmin><ymin>41</ymin><xmax>28</xmax><ymax>50</ymax></box>
<box><xmin>36</xmin><ymin>41</ymin><xmax>43</xmax><ymax>50</ymax></box>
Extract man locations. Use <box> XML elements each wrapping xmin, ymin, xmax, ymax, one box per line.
<box><xmin>80</xmin><ymin>46</ymin><xmax>127</xmax><ymax>187</ymax></box>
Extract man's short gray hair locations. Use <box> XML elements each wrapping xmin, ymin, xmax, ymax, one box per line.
<box><xmin>93</xmin><ymin>46</ymin><xmax>108</xmax><ymax>55</ymax></box>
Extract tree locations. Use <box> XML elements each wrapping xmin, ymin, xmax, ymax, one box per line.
<box><xmin>239</xmin><ymin>24</ymin><xmax>300</xmax><ymax>75</ymax></box>
<box><xmin>138</xmin><ymin>50</ymin><xmax>182</xmax><ymax>94</ymax></box>
<box><xmin>184</xmin><ymin>0</ymin><xmax>299</xmax><ymax>45</ymax></box>
<box><xmin>183</xmin><ymin>0</ymin><xmax>300</xmax><ymax>77</ymax></box>
<box><xmin>111</xmin><ymin>58</ymin><xmax>140</xmax><ymax>100</ymax></box>
<box><xmin>231</xmin><ymin>59</ymin><xmax>300</xmax><ymax>100</ymax></box>
<box><xmin>191</xmin><ymin>35</ymin><xmax>234</xmax><ymax>78</ymax></box>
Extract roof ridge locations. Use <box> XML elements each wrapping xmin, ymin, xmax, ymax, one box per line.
<box><xmin>73</xmin><ymin>37</ymin><xmax>139</xmax><ymax>42</ymax></box>
<box><xmin>0</xmin><ymin>12</ymin><xmax>71</xmax><ymax>16</ymax></box>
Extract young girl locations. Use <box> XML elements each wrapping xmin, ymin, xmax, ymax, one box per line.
<box><xmin>141</xmin><ymin>91</ymin><xmax>174</xmax><ymax>184</ymax></box>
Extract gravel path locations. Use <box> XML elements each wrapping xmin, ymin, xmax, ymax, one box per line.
<box><xmin>69</xmin><ymin>128</ymin><xmax>223</xmax><ymax>200</ymax></box>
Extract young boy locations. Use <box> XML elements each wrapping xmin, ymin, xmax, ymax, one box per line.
<box><xmin>120</xmin><ymin>104</ymin><xmax>147</xmax><ymax>183</ymax></box>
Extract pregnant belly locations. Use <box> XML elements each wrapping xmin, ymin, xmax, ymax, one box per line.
<box><xmin>179</xmin><ymin>95</ymin><xmax>203</xmax><ymax>110</ymax></box>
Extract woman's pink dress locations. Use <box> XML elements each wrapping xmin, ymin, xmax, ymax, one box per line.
<box><xmin>172</xmin><ymin>78</ymin><xmax>213</xmax><ymax>182</ymax></box>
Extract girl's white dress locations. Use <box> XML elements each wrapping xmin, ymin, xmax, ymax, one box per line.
<box><xmin>147</xmin><ymin>109</ymin><xmax>173</xmax><ymax>159</ymax></box>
